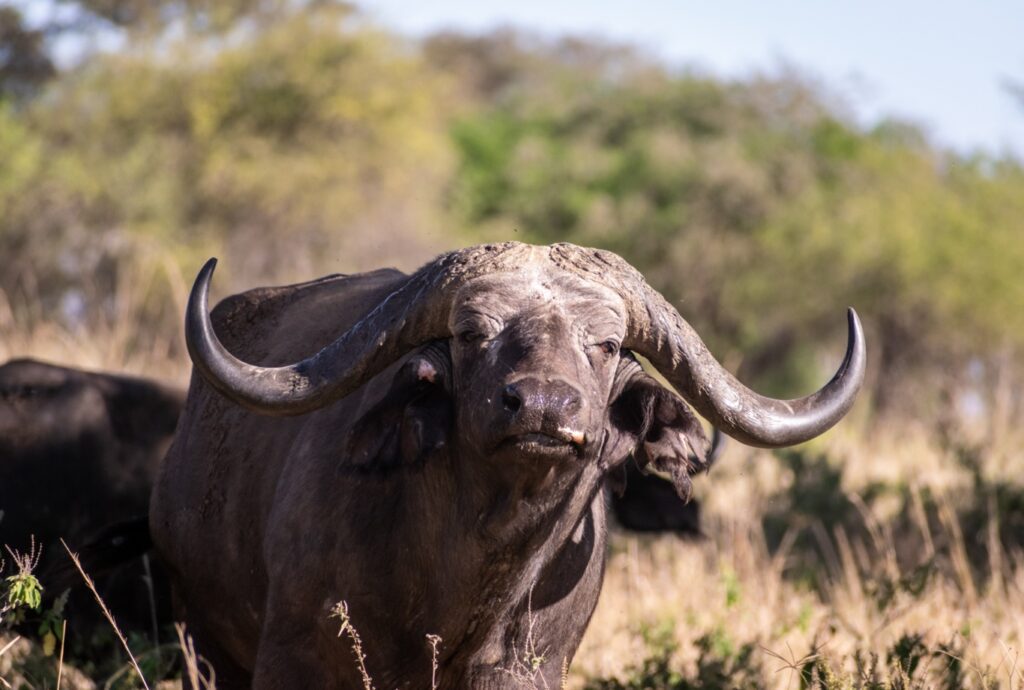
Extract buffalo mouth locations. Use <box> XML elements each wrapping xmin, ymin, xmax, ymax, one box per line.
<box><xmin>500</xmin><ymin>430</ymin><xmax>583</xmax><ymax>457</ymax></box>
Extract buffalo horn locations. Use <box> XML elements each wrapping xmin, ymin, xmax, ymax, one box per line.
<box><xmin>184</xmin><ymin>245</ymin><xmax>528</xmax><ymax>415</ymax></box>
<box><xmin>550</xmin><ymin>244</ymin><xmax>866</xmax><ymax>448</ymax></box>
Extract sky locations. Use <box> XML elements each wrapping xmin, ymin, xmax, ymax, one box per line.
<box><xmin>367</xmin><ymin>0</ymin><xmax>1024</xmax><ymax>158</ymax></box>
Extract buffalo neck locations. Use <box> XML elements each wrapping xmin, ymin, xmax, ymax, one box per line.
<box><xmin>398</xmin><ymin>446</ymin><xmax>607</xmax><ymax>677</ymax></box>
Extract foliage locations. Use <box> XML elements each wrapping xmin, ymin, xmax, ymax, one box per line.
<box><xmin>0</xmin><ymin>1</ymin><xmax>455</xmax><ymax>360</ymax></box>
<box><xmin>440</xmin><ymin>32</ymin><xmax>1024</xmax><ymax>416</ymax></box>
<box><xmin>585</xmin><ymin>621</ymin><xmax>763</xmax><ymax>690</ymax></box>
<box><xmin>789</xmin><ymin>634</ymin><xmax>974</xmax><ymax>690</ymax></box>
<box><xmin>1</xmin><ymin>541</ymin><xmax>44</xmax><ymax>627</ymax></box>
<box><xmin>56</xmin><ymin>0</ymin><xmax>289</xmax><ymax>32</ymax></box>
<box><xmin>0</xmin><ymin>6</ymin><xmax>54</xmax><ymax>101</ymax></box>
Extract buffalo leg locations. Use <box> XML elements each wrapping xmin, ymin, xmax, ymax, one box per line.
<box><xmin>250</xmin><ymin>604</ymin><xmax>335</xmax><ymax>690</ymax></box>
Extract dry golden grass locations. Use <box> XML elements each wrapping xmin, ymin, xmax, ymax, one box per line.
<box><xmin>0</xmin><ymin>267</ymin><xmax>193</xmax><ymax>386</ymax></box>
<box><xmin>572</xmin><ymin>426</ymin><xmax>1024</xmax><ymax>689</ymax></box>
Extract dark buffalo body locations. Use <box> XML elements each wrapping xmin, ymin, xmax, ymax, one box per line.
<box><xmin>153</xmin><ymin>242</ymin><xmax>865</xmax><ymax>688</ymax></box>
<box><xmin>0</xmin><ymin>359</ymin><xmax>181</xmax><ymax>643</ymax></box>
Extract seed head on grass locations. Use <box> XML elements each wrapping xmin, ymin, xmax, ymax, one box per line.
<box><xmin>331</xmin><ymin>600</ymin><xmax>375</xmax><ymax>690</ymax></box>
<box><xmin>60</xmin><ymin>539</ymin><xmax>150</xmax><ymax>690</ymax></box>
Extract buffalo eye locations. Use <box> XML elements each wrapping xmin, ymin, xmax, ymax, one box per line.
<box><xmin>458</xmin><ymin>330</ymin><xmax>483</xmax><ymax>345</ymax></box>
<box><xmin>599</xmin><ymin>340</ymin><xmax>620</xmax><ymax>356</ymax></box>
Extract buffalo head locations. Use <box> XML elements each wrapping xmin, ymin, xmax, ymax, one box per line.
<box><xmin>184</xmin><ymin>242</ymin><xmax>864</xmax><ymax>493</ymax></box>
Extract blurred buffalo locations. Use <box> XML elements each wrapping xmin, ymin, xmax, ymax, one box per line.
<box><xmin>0</xmin><ymin>358</ymin><xmax>182</xmax><ymax>653</ymax></box>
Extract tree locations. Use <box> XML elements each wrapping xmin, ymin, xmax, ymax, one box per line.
<box><xmin>0</xmin><ymin>2</ymin><xmax>455</xmax><ymax>354</ymax></box>
<box><xmin>439</xmin><ymin>31</ymin><xmax>1024</xmax><ymax>421</ymax></box>
<box><xmin>0</xmin><ymin>6</ymin><xmax>54</xmax><ymax>100</ymax></box>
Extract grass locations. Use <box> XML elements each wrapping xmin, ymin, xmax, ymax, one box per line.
<box><xmin>59</xmin><ymin>540</ymin><xmax>150</xmax><ymax>690</ymax></box>
<box><xmin>573</xmin><ymin>426</ymin><xmax>1024</xmax><ymax>689</ymax></box>
<box><xmin>3</xmin><ymin>316</ymin><xmax>1024</xmax><ymax>688</ymax></box>
<box><xmin>0</xmin><ymin>267</ymin><xmax>192</xmax><ymax>385</ymax></box>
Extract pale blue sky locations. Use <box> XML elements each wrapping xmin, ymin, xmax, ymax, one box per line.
<box><xmin>367</xmin><ymin>1</ymin><xmax>1024</xmax><ymax>157</ymax></box>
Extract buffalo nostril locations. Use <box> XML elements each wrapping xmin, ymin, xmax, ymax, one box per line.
<box><xmin>502</xmin><ymin>384</ymin><xmax>522</xmax><ymax>413</ymax></box>
<box><xmin>565</xmin><ymin>392</ymin><xmax>582</xmax><ymax>413</ymax></box>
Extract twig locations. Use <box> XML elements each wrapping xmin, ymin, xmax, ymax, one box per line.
<box><xmin>176</xmin><ymin>623</ymin><xmax>217</xmax><ymax>690</ymax></box>
<box><xmin>0</xmin><ymin>636</ymin><xmax>21</xmax><ymax>690</ymax></box>
<box><xmin>998</xmin><ymin>640</ymin><xmax>1019</xmax><ymax>688</ymax></box>
<box><xmin>935</xmin><ymin>646</ymin><xmax>994</xmax><ymax>690</ymax></box>
<box><xmin>760</xmin><ymin>641</ymin><xmax>825</xmax><ymax>690</ymax></box>
<box><xmin>426</xmin><ymin>633</ymin><xmax>442</xmax><ymax>689</ymax></box>
<box><xmin>0</xmin><ymin>637</ymin><xmax>19</xmax><ymax>658</ymax></box>
<box><xmin>142</xmin><ymin>553</ymin><xmax>160</xmax><ymax>656</ymax></box>
<box><xmin>60</xmin><ymin>539</ymin><xmax>151</xmax><ymax>690</ymax></box>
<box><xmin>56</xmin><ymin>620</ymin><xmax>67</xmax><ymax>690</ymax></box>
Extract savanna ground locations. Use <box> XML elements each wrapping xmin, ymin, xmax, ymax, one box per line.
<box><xmin>3</xmin><ymin>1</ymin><xmax>1024</xmax><ymax>687</ymax></box>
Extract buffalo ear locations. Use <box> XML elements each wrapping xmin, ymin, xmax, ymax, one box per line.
<box><xmin>610</xmin><ymin>368</ymin><xmax>712</xmax><ymax>502</ymax></box>
<box><xmin>345</xmin><ymin>343</ymin><xmax>452</xmax><ymax>471</ymax></box>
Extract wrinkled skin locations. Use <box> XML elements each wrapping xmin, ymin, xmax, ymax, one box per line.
<box><xmin>450</xmin><ymin>271</ymin><xmax>634</xmax><ymax>484</ymax></box>
<box><xmin>151</xmin><ymin>266</ymin><xmax>712</xmax><ymax>689</ymax></box>
<box><xmin>0</xmin><ymin>358</ymin><xmax>181</xmax><ymax>644</ymax></box>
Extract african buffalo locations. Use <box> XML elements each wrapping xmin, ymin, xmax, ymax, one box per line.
<box><xmin>151</xmin><ymin>242</ymin><xmax>865</xmax><ymax>688</ymax></box>
<box><xmin>0</xmin><ymin>358</ymin><xmax>181</xmax><ymax>643</ymax></box>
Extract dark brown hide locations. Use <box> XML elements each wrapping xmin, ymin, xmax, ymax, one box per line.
<box><xmin>153</xmin><ymin>244</ymin><xmax>864</xmax><ymax>688</ymax></box>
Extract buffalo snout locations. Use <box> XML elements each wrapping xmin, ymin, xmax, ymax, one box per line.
<box><xmin>497</xmin><ymin>377</ymin><xmax>585</xmax><ymax>447</ymax></box>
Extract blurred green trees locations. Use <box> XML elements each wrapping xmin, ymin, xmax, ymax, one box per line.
<box><xmin>1</xmin><ymin>3</ymin><xmax>1022</xmax><ymax>426</ymax></box>
<box><xmin>1</xmin><ymin>1</ymin><xmax>455</xmax><ymax>346</ymax></box>
<box><xmin>0</xmin><ymin>7</ymin><xmax>53</xmax><ymax>99</ymax></box>
<box><xmin>435</xmin><ymin>32</ymin><xmax>1024</xmax><ymax>419</ymax></box>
